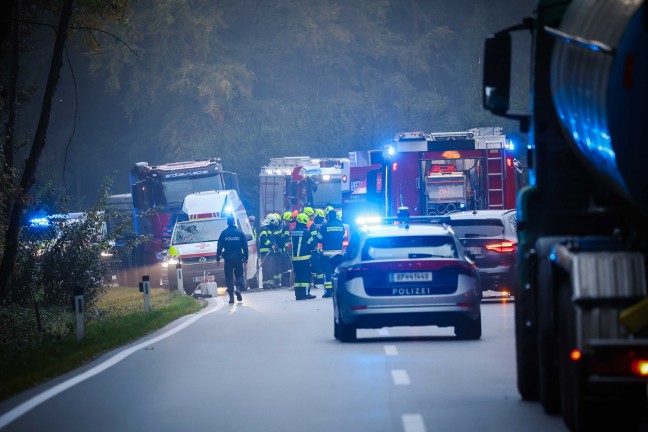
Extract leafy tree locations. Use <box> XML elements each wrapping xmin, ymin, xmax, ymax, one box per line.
<box><xmin>0</xmin><ymin>0</ymin><xmax>132</xmax><ymax>301</ymax></box>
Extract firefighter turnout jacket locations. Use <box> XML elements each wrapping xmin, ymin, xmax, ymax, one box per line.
<box><xmin>258</xmin><ymin>223</ymin><xmax>276</xmax><ymax>255</ymax></box>
<box><xmin>319</xmin><ymin>214</ymin><xmax>345</xmax><ymax>256</ymax></box>
<box><xmin>291</xmin><ymin>223</ymin><xmax>317</xmax><ymax>261</ymax></box>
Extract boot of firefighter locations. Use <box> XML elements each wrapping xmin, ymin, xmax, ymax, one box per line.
<box><xmin>227</xmin><ymin>289</ymin><xmax>235</xmax><ymax>304</ymax></box>
<box><xmin>322</xmin><ymin>288</ymin><xmax>333</xmax><ymax>298</ymax></box>
<box><xmin>295</xmin><ymin>286</ymin><xmax>308</xmax><ymax>300</ymax></box>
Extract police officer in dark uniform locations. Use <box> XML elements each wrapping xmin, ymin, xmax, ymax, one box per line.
<box><xmin>216</xmin><ymin>216</ymin><xmax>249</xmax><ymax>304</ymax></box>
<box><xmin>318</xmin><ymin>209</ymin><xmax>345</xmax><ymax>298</ymax></box>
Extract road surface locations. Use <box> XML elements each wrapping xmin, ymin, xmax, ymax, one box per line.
<box><xmin>0</xmin><ymin>289</ymin><xmax>568</xmax><ymax>431</ymax></box>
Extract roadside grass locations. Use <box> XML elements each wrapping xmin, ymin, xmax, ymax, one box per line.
<box><xmin>0</xmin><ymin>288</ymin><xmax>203</xmax><ymax>402</ymax></box>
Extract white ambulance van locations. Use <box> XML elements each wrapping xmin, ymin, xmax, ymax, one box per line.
<box><xmin>166</xmin><ymin>190</ymin><xmax>259</xmax><ymax>294</ymax></box>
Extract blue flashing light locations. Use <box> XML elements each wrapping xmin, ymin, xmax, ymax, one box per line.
<box><xmin>387</xmin><ymin>146</ymin><xmax>395</xmax><ymax>156</ymax></box>
<box><xmin>549</xmin><ymin>252</ymin><xmax>556</xmax><ymax>262</ymax></box>
<box><xmin>459</xmin><ymin>203</ymin><xmax>466</xmax><ymax>209</ymax></box>
<box><xmin>528</xmin><ymin>168</ymin><xmax>536</xmax><ymax>186</ymax></box>
<box><xmin>29</xmin><ymin>217</ymin><xmax>50</xmax><ymax>227</ymax></box>
<box><xmin>507</xmin><ymin>140</ymin><xmax>515</xmax><ymax>151</ymax></box>
<box><xmin>224</xmin><ymin>205</ymin><xmax>234</xmax><ymax>214</ymax></box>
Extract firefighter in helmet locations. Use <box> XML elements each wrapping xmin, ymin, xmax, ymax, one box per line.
<box><xmin>290</xmin><ymin>213</ymin><xmax>317</xmax><ymax>300</ymax></box>
<box><xmin>310</xmin><ymin>209</ymin><xmax>326</xmax><ymax>290</ymax></box>
<box><xmin>258</xmin><ymin>213</ymin><xmax>279</xmax><ymax>289</ymax></box>
<box><xmin>318</xmin><ymin>209</ymin><xmax>345</xmax><ymax>298</ymax></box>
<box><xmin>278</xmin><ymin>211</ymin><xmax>294</xmax><ymax>287</ymax></box>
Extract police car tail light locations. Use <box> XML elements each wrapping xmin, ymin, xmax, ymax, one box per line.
<box><xmin>344</xmin><ymin>265</ymin><xmax>369</xmax><ymax>281</ymax></box>
<box><xmin>485</xmin><ymin>241</ymin><xmax>516</xmax><ymax>253</ymax></box>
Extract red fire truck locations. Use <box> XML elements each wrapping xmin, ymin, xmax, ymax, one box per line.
<box><xmin>259</xmin><ymin>156</ymin><xmax>349</xmax><ymax>217</ymax></box>
<box><xmin>342</xmin><ymin>128</ymin><xmax>518</xmax><ymax>222</ymax></box>
<box><xmin>130</xmin><ymin>158</ymin><xmax>238</xmax><ymax>285</ymax></box>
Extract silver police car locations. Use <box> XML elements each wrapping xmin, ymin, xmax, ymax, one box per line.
<box><xmin>332</xmin><ymin>223</ymin><xmax>481</xmax><ymax>342</ymax></box>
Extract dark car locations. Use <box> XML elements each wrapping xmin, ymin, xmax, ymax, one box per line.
<box><xmin>447</xmin><ymin>209</ymin><xmax>518</xmax><ymax>296</ymax></box>
<box><xmin>332</xmin><ymin>223</ymin><xmax>481</xmax><ymax>342</ymax></box>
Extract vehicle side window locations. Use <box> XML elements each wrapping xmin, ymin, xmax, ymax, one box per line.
<box><xmin>238</xmin><ymin>217</ymin><xmax>253</xmax><ymax>237</ymax></box>
<box><xmin>508</xmin><ymin>214</ymin><xmax>517</xmax><ymax>235</ymax></box>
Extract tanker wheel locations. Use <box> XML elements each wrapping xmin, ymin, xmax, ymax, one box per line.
<box><xmin>558</xmin><ymin>279</ymin><xmax>645</xmax><ymax>431</ymax></box>
<box><xmin>515</xmin><ymin>280</ymin><xmax>540</xmax><ymax>400</ymax></box>
<box><xmin>538</xmin><ymin>261</ymin><xmax>561</xmax><ymax>414</ymax></box>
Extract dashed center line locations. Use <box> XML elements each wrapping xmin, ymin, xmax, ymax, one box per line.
<box><xmin>391</xmin><ymin>369</ymin><xmax>411</xmax><ymax>385</ymax></box>
<box><xmin>377</xmin><ymin>328</ymin><xmax>390</xmax><ymax>336</ymax></box>
<box><xmin>384</xmin><ymin>345</ymin><xmax>398</xmax><ymax>356</ymax></box>
<box><xmin>402</xmin><ymin>414</ymin><xmax>426</xmax><ymax>432</ymax></box>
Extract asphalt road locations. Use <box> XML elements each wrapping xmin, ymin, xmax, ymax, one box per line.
<box><xmin>0</xmin><ymin>289</ymin><xmax>568</xmax><ymax>432</ymax></box>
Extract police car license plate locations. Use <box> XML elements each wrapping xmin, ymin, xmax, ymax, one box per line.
<box><xmin>193</xmin><ymin>275</ymin><xmax>215</xmax><ymax>283</ymax></box>
<box><xmin>389</xmin><ymin>272</ymin><xmax>433</xmax><ymax>283</ymax></box>
<box><xmin>467</xmin><ymin>247</ymin><xmax>482</xmax><ymax>256</ymax></box>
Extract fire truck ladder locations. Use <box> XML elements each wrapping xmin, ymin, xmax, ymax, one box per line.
<box><xmin>486</xmin><ymin>149</ymin><xmax>505</xmax><ymax>209</ymax></box>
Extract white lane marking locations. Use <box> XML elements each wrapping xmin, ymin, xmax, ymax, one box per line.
<box><xmin>0</xmin><ymin>298</ymin><xmax>225</xmax><ymax>430</ymax></box>
<box><xmin>402</xmin><ymin>414</ymin><xmax>426</xmax><ymax>432</ymax></box>
<box><xmin>384</xmin><ymin>345</ymin><xmax>398</xmax><ymax>356</ymax></box>
<box><xmin>377</xmin><ymin>328</ymin><xmax>389</xmax><ymax>336</ymax></box>
<box><xmin>391</xmin><ymin>369</ymin><xmax>411</xmax><ymax>385</ymax></box>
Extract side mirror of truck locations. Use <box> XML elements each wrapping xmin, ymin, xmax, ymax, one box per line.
<box><xmin>483</xmin><ymin>33</ymin><xmax>512</xmax><ymax>114</ymax></box>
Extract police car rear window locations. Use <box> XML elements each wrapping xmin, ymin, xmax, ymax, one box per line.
<box><xmin>362</xmin><ymin>235</ymin><xmax>458</xmax><ymax>261</ymax></box>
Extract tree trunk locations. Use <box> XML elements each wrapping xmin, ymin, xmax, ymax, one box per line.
<box><xmin>0</xmin><ymin>0</ymin><xmax>75</xmax><ymax>302</ymax></box>
<box><xmin>3</xmin><ymin>0</ymin><xmax>20</xmax><ymax>225</ymax></box>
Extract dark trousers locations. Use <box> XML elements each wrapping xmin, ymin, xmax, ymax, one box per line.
<box><xmin>224</xmin><ymin>259</ymin><xmax>244</xmax><ymax>293</ymax></box>
<box><xmin>293</xmin><ymin>259</ymin><xmax>311</xmax><ymax>299</ymax></box>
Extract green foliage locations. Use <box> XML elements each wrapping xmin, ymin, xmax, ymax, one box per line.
<box><xmin>4</xmin><ymin>178</ymin><xmax>143</xmax><ymax>308</ymax></box>
<box><xmin>0</xmin><ymin>289</ymin><xmax>201</xmax><ymax>401</ymax></box>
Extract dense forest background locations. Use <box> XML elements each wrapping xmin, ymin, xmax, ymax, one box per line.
<box><xmin>3</xmin><ymin>0</ymin><xmax>535</xmax><ymax>217</ymax></box>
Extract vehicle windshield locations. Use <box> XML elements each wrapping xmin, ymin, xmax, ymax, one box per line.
<box><xmin>311</xmin><ymin>177</ymin><xmax>341</xmax><ymax>207</ymax></box>
<box><xmin>449</xmin><ymin>219</ymin><xmax>505</xmax><ymax>238</ymax></box>
<box><xmin>171</xmin><ymin>219</ymin><xmax>228</xmax><ymax>245</ymax></box>
<box><xmin>162</xmin><ymin>176</ymin><xmax>224</xmax><ymax>205</ymax></box>
<box><xmin>362</xmin><ymin>235</ymin><xmax>458</xmax><ymax>261</ymax></box>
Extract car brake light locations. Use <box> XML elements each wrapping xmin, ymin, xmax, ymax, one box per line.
<box><xmin>485</xmin><ymin>241</ymin><xmax>516</xmax><ymax>253</ymax></box>
<box><xmin>631</xmin><ymin>359</ymin><xmax>648</xmax><ymax>377</ymax></box>
<box><xmin>570</xmin><ymin>349</ymin><xmax>582</xmax><ymax>361</ymax></box>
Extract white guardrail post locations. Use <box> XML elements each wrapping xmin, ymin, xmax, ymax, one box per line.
<box><xmin>73</xmin><ymin>285</ymin><xmax>85</xmax><ymax>341</ymax></box>
<box><xmin>176</xmin><ymin>263</ymin><xmax>184</xmax><ymax>294</ymax></box>
<box><xmin>142</xmin><ymin>275</ymin><xmax>151</xmax><ymax>312</ymax></box>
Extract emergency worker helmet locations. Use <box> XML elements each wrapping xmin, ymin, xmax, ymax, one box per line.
<box><xmin>291</xmin><ymin>210</ymin><xmax>299</xmax><ymax>219</ymax></box>
<box><xmin>315</xmin><ymin>209</ymin><xmax>326</xmax><ymax>218</ymax></box>
<box><xmin>325</xmin><ymin>206</ymin><xmax>335</xmax><ymax>214</ymax></box>
<box><xmin>303</xmin><ymin>207</ymin><xmax>315</xmax><ymax>217</ymax></box>
<box><xmin>296</xmin><ymin>213</ymin><xmax>309</xmax><ymax>225</ymax></box>
<box><xmin>264</xmin><ymin>213</ymin><xmax>278</xmax><ymax>225</ymax></box>
<box><xmin>336</xmin><ymin>210</ymin><xmax>342</xmax><ymax>221</ymax></box>
<box><xmin>282</xmin><ymin>211</ymin><xmax>292</xmax><ymax>221</ymax></box>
